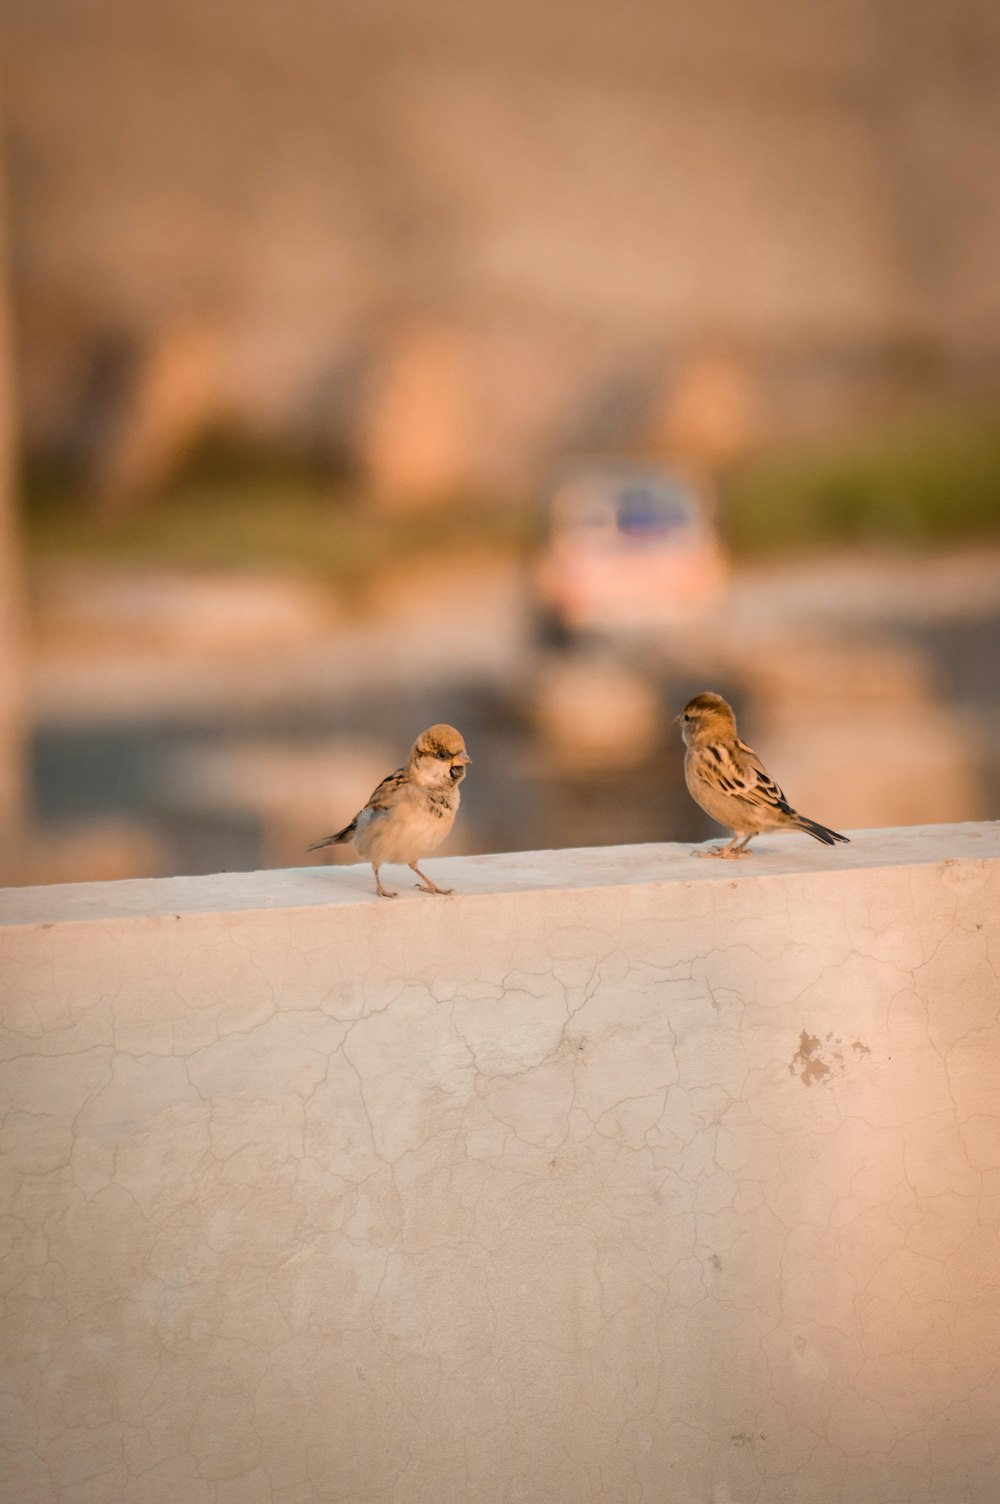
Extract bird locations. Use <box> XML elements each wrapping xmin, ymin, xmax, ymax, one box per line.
<box><xmin>308</xmin><ymin>724</ymin><xmax>471</xmax><ymax>897</ymax></box>
<box><xmin>676</xmin><ymin>692</ymin><xmax>849</xmax><ymax>858</ymax></box>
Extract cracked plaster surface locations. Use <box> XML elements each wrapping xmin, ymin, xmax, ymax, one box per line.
<box><xmin>1</xmin><ymin>823</ymin><xmax>999</xmax><ymax>1503</ymax></box>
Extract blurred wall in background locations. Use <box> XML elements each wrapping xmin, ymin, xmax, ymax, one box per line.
<box><xmin>2</xmin><ymin>0</ymin><xmax>999</xmax><ymax>887</ymax></box>
<box><xmin>5</xmin><ymin>0</ymin><xmax>1000</xmax><ymax>505</ymax></box>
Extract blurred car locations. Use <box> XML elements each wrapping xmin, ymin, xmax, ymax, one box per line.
<box><xmin>533</xmin><ymin>461</ymin><xmax>727</xmax><ymax>641</ymax></box>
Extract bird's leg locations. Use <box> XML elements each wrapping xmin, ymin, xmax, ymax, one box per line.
<box><xmin>692</xmin><ymin>834</ymin><xmax>748</xmax><ymax>859</ymax></box>
<box><xmin>411</xmin><ymin>862</ymin><xmax>452</xmax><ymax>895</ymax></box>
<box><xmin>373</xmin><ymin>865</ymin><xmax>398</xmax><ymax>898</ymax></box>
<box><xmin>730</xmin><ymin>834</ymin><xmax>754</xmax><ymax>855</ymax></box>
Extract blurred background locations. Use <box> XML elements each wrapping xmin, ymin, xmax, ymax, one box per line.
<box><xmin>1</xmin><ymin>0</ymin><xmax>999</xmax><ymax>887</ymax></box>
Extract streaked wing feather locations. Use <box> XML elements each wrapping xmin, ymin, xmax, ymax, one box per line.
<box><xmin>697</xmin><ymin>739</ymin><xmax>794</xmax><ymax>815</ymax></box>
<box><xmin>732</xmin><ymin>738</ymin><xmax>795</xmax><ymax>813</ymax></box>
<box><xmin>366</xmin><ymin>767</ymin><xmax>408</xmax><ymax>814</ymax></box>
<box><xmin>310</xmin><ymin>764</ymin><xmax>409</xmax><ymax>851</ymax></box>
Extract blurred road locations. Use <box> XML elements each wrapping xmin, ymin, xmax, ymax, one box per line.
<box><xmin>21</xmin><ymin>545</ymin><xmax>1000</xmax><ymax>883</ymax></box>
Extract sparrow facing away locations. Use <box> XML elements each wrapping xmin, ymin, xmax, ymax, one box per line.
<box><xmin>308</xmin><ymin>724</ymin><xmax>471</xmax><ymax>897</ymax></box>
<box><xmin>677</xmin><ymin>692</ymin><xmax>849</xmax><ymax>858</ymax></box>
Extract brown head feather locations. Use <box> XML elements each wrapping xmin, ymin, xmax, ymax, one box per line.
<box><xmin>683</xmin><ymin>692</ymin><xmax>734</xmax><ymax>718</ymax></box>
<box><xmin>411</xmin><ymin>723</ymin><xmax>470</xmax><ymax>762</ymax></box>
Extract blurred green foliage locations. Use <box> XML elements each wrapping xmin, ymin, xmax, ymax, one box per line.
<box><xmin>23</xmin><ymin>406</ymin><xmax>1000</xmax><ymax>580</ymax></box>
<box><xmin>24</xmin><ymin>456</ymin><xmax>533</xmax><ymax>588</ymax></box>
<box><xmin>721</xmin><ymin>408</ymin><xmax>1000</xmax><ymax>555</ymax></box>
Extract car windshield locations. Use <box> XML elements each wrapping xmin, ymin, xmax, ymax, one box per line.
<box><xmin>616</xmin><ymin>483</ymin><xmax>692</xmax><ymax>537</ymax></box>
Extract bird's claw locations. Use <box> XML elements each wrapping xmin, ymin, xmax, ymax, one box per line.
<box><xmin>415</xmin><ymin>883</ymin><xmax>453</xmax><ymax>896</ymax></box>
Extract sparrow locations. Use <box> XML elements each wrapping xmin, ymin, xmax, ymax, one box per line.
<box><xmin>308</xmin><ymin>723</ymin><xmax>471</xmax><ymax>897</ymax></box>
<box><xmin>677</xmin><ymin>692</ymin><xmax>849</xmax><ymax>858</ymax></box>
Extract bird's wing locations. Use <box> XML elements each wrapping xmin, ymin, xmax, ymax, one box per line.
<box><xmin>364</xmin><ymin>766</ymin><xmax>409</xmax><ymax>815</ymax></box>
<box><xmin>307</xmin><ymin>766</ymin><xmax>410</xmax><ymax>851</ymax></box>
<box><xmin>695</xmin><ymin>738</ymin><xmax>796</xmax><ymax>817</ymax></box>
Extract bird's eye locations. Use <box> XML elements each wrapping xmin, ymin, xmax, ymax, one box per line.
<box><xmin>683</xmin><ymin>713</ymin><xmax>691</xmax><ymax>722</ymax></box>
<box><xmin>437</xmin><ymin>750</ymin><xmax>450</xmax><ymax>760</ymax></box>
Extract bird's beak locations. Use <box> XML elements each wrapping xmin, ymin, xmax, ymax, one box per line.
<box><xmin>673</xmin><ymin>714</ymin><xmax>683</xmax><ymax>726</ymax></box>
<box><xmin>458</xmin><ymin>752</ymin><xmax>472</xmax><ymax>765</ymax></box>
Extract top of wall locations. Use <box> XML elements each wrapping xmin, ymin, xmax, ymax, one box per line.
<box><xmin>1</xmin><ymin>823</ymin><xmax>997</xmax><ymax>931</ymax></box>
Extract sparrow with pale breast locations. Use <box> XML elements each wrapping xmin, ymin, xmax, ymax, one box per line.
<box><xmin>308</xmin><ymin>723</ymin><xmax>471</xmax><ymax>897</ymax></box>
<box><xmin>677</xmin><ymin>692</ymin><xmax>848</xmax><ymax>858</ymax></box>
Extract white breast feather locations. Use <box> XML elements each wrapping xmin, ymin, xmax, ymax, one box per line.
<box><xmin>354</xmin><ymin>786</ymin><xmax>458</xmax><ymax>865</ymax></box>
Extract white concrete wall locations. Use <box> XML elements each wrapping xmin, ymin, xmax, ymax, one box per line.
<box><xmin>2</xmin><ymin>823</ymin><xmax>999</xmax><ymax>1504</ymax></box>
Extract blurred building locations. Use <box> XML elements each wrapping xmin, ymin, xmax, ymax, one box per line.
<box><xmin>4</xmin><ymin>0</ymin><xmax>1000</xmax><ymax>503</ymax></box>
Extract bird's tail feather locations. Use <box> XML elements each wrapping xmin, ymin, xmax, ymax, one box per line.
<box><xmin>794</xmin><ymin>815</ymin><xmax>849</xmax><ymax>846</ymax></box>
<box><xmin>307</xmin><ymin>821</ymin><xmax>356</xmax><ymax>852</ymax></box>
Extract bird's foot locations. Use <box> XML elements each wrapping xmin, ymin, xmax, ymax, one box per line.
<box><xmin>692</xmin><ymin>845</ymin><xmax>750</xmax><ymax>860</ymax></box>
<box><xmin>410</xmin><ymin>863</ymin><xmax>452</xmax><ymax>895</ymax></box>
<box><xmin>375</xmin><ymin>884</ymin><xmax>398</xmax><ymax>898</ymax></box>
